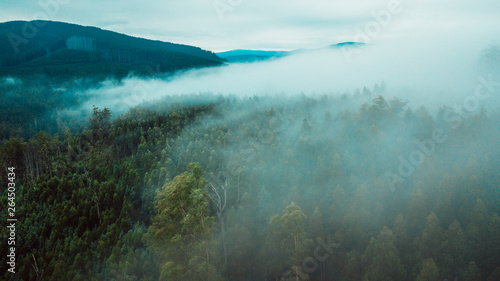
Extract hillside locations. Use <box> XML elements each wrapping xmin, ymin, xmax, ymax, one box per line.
<box><xmin>0</xmin><ymin>20</ymin><xmax>225</xmax><ymax>79</ymax></box>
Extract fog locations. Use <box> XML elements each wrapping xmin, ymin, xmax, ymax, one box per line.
<box><xmin>77</xmin><ymin>33</ymin><xmax>499</xmax><ymax>119</ymax></box>
<box><xmin>105</xmin><ymin>31</ymin><xmax>499</xmax><ymax>280</ymax></box>
<box><xmin>3</xmin><ymin>1</ymin><xmax>500</xmax><ymax>279</ymax></box>
<box><xmin>147</xmin><ymin>47</ymin><xmax>500</xmax><ymax>279</ymax></box>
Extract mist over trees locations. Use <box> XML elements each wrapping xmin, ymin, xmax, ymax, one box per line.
<box><xmin>1</xmin><ymin>82</ymin><xmax>499</xmax><ymax>280</ymax></box>
<box><xmin>0</xmin><ymin>30</ymin><xmax>499</xmax><ymax>279</ymax></box>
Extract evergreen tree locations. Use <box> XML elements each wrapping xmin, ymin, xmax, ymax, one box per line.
<box><xmin>148</xmin><ymin>163</ymin><xmax>221</xmax><ymax>281</ymax></box>
<box><xmin>269</xmin><ymin>202</ymin><xmax>313</xmax><ymax>280</ymax></box>
<box><xmin>361</xmin><ymin>226</ymin><xmax>404</xmax><ymax>281</ymax></box>
<box><xmin>415</xmin><ymin>258</ymin><xmax>439</xmax><ymax>281</ymax></box>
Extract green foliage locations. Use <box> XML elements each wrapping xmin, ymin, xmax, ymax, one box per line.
<box><xmin>0</xmin><ymin>102</ymin><xmax>213</xmax><ymax>280</ymax></box>
<box><xmin>0</xmin><ymin>20</ymin><xmax>224</xmax><ymax>80</ymax></box>
<box><xmin>89</xmin><ymin>106</ymin><xmax>111</xmax><ymax>144</ymax></box>
<box><xmin>460</xmin><ymin>261</ymin><xmax>482</xmax><ymax>281</ymax></box>
<box><xmin>362</xmin><ymin>227</ymin><xmax>404</xmax><ymax>281</ymax></box>
<box><xmin>148</xmin><ymin>163</ymin><xmax>220</xmax><ymax>280</ymax></box>
<box><xmin>1</xmin><ymin>92</ymin><xmax>499</xmax><ymax>280</ymax></box>
<box><xmin>265</xmin><ymin>202</ymin><xmax>313</xmax><ymax>279</ymax></box>
<box><xmin>416</xmin><ymin>258</ymin><xmax>439</xmax><ymax>281</ymax></box>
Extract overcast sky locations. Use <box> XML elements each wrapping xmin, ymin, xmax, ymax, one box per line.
<box><xmin>1</xmin><ymin>0</ymin><xmax>499</xmax><ymax>52</ymax></box>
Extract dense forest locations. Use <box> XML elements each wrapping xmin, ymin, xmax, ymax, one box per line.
<box><xmin>1</xmin><ymin>79</ymin><xmax>499</xmax><ymax>280</ymax></box>
<box><xmin>0</xmin><ymin>21</ymin><xmax>225</xmax><ymax>80</ymax></box>
<box><xmin>0</xmin><ymin>77</ymin><xmax>103</xmax><ymax>140</ymax></box>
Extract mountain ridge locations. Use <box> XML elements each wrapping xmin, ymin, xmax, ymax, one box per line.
<box><xmin>0</xmin><ymin>20</ymin><xmax>225</xmax><ymax>79</ymax></box>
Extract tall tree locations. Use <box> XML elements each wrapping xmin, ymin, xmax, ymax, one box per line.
<box><xmin>89</xmin><ymin>106</ymin><xmax>111</xmax><ymax>144</ymax></box>
<box><xmin>148</xmin><ymin>163</ymin><xmax>221</xmax><ymax>281</ymax></box>
<box><xmin>440</xmin><ymin>220</ymin><xmax>465</xmax><ymax>278</ymax></box>
<box><xmin>361</xmin><ymin>226</ymin><xmax>404</xmax><ymax>281</ymax></box>
<box><xmin>268</xmin><ymin>202</ymin><xmax>313</xmax><ymax>281</ymax></box>
<box><xmin>460</xmin><ymin>261</ymin><xmax>481</xmax><ymax>281</ymax></box>
<box><xmin>415</xmin><ymin>258</ymin><xmax>439</xmax><ymax>281</ymax></box>
<box><xmin>417</xmin><ymin>212</ymin><xmax>443</xmax><ymax>260</ymax></box>
<box><xmin>207</xmin><ymin>169</ymin><xmax>228</xmax><ymax>267</ymax></box>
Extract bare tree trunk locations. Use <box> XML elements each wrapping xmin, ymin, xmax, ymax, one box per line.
<box><xmin>237</xmin><ymin>173</ymin><xmax>241</xmax><ymax>205</ymax></box>
<box><xmin>218</xmin><ymin>212</ymin><xmax>228</xmax><ymax>266</ymax></box>
<box><xmin>294</xmin><ymin>235</ymin><xmax>298</xmax><ymax>281</ymax></box>
<box><xmin>206</xmin><ymin>241</ymin><xmax>210</xmax><ymax>276</ymax></box>
<box><xmin>209</xmin><ymin>173</ymin><xmax>228</xmax><ymax>268</ymax></box>
<box><xmin>35</xmin><ymin>158</ymin><xmax>40</xmax><ymax>179</ymax></box>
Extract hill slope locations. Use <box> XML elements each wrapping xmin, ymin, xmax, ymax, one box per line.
<box><xmin>0</xmin><ymin>20</ymin><xmax>225</xmax><ymax>79</ymax></box>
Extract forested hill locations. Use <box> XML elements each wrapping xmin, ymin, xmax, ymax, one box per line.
<box><xmin>1</xmin><ymin>92</ymin><xmax>500</xmax><ymax>280</ymax></box>
<box><xmin>0</xmin><ymin>20</ymin><xmax>225</xmax><ymax>79</ymax></box>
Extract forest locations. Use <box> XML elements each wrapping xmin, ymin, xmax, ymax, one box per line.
<box><xmin>0</xmin><ymin>21</ymin><xmax>224</xmax><ymax>80</ymax></box>
<box><xmin>1</xmin><ymin>78</ymin><xmax>499</xmax><ymax>280</ymax></box>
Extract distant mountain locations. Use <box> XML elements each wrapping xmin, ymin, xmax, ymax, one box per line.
<box><xmin>217</xmin><ymin>42</ymin><xmax>366</xmax><ymax>63</ymax></box>
<box><xmin>328</xmin><ymin>42</ymin><xmax>365</xmax><ymax>48</ymax></box>
<box><xmin>217</xmin><ymin>49</ymin><xmax>289</xmax><ymax>63</ymax></box>
<box><xmin>0</xmin><ymin>20</ymin><xmax>225</xmax><ymax>79</ymax></box>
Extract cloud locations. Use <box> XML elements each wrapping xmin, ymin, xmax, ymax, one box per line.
<box><xmin>1</xmin><ymin>0</ymin><xmax>498</xmax><ymax>51</ymax></box>
<box><xmin>2</xmin><ymin>0</ymin><xmax>500</xmax><ymax>117</ymax></box>
<box><xmin>79</xmin><ymin>29</ymin><xmax>498</xmax><ymax>118</ymax></box>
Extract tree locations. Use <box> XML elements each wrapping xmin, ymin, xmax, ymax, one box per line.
<box><xmin>361</xmin><ymin>226</ymin><xmax>404</xmax><ymax>281</ymax></box>
<box><xmin>302</xmin><ymin>118</ymin><xmax>312</xmax><ymax>132</ymax></box>
<box><xmin>89</xmin><ymin>106</ymin><xmax>111</xmax><ymax>144</ymax></box>
<box><xmin>464</xmin><ymin>198</ymin><xmax>490</xmax><ymax>266</ymax></box>
<box><xmin>207</xmin><ymin>169</ymin><xmax>228</xmax><ymax>267</ymax></box>
<box><xmin>418</xmin><ymin>212</ymin><xmax>443</xmax><ymax>259</ymax></box>
<box><xmin>392</xmin><ymin>214</ymin><xmax>408</xmax><ymax>242</ymax></box>
<box><xmin>341</xmin><ymin>250</ymin><xmax>362</xmax><ymax>281</ymax></box>
<box><xmin>257</xmin><ymin>185</ymin><xmax>272</xmax><ymax>223</ymax></box>
<box><xmin>440</xmin><ymin>220</ymin><xmax>465</xmax><ymax>278</ymax></box>
<box><xmin>308</xmin><ymin>207</ymin><xmax>324</xmax><ymax>239</ymax></box>
<box><xmin>268</xmin><ymin>202</ymin><xmax>313</xmax><ymax>281</ymax></box>
<box><xmin>148</xmin><ymin>163</ymin><xmax>220</xmax><ymax>281</ymax></box>
<box><xmin>460</xmin><ymin>261</ymin><xmax>481</xmax><ymax>281</ymax></box>
<box><xmin>416</xmin><ymin>258</ymin><xmax>439</xmax><ymax>281</ymax></box>
<box><xmin>487</xmin><ymin>266</ymin><xmax>500</xmax><ymax>281</ymax></box>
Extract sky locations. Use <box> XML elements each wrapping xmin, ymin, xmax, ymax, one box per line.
<box><xmin>1</xmin><ymin>0</ymin><xmax>499</xmax><ymax>52</ymax></box>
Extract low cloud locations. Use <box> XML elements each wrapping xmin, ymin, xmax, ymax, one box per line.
<box><xmin>80</xmin><ymin>32</ymin><xmax>499</xmax><ymax>116</ymax></box>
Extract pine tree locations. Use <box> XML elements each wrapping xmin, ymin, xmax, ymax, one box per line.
<box><xmin>361</xmin><ymin>226</ymin><xmax>404</xmax><ymax>281</ymax></box>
